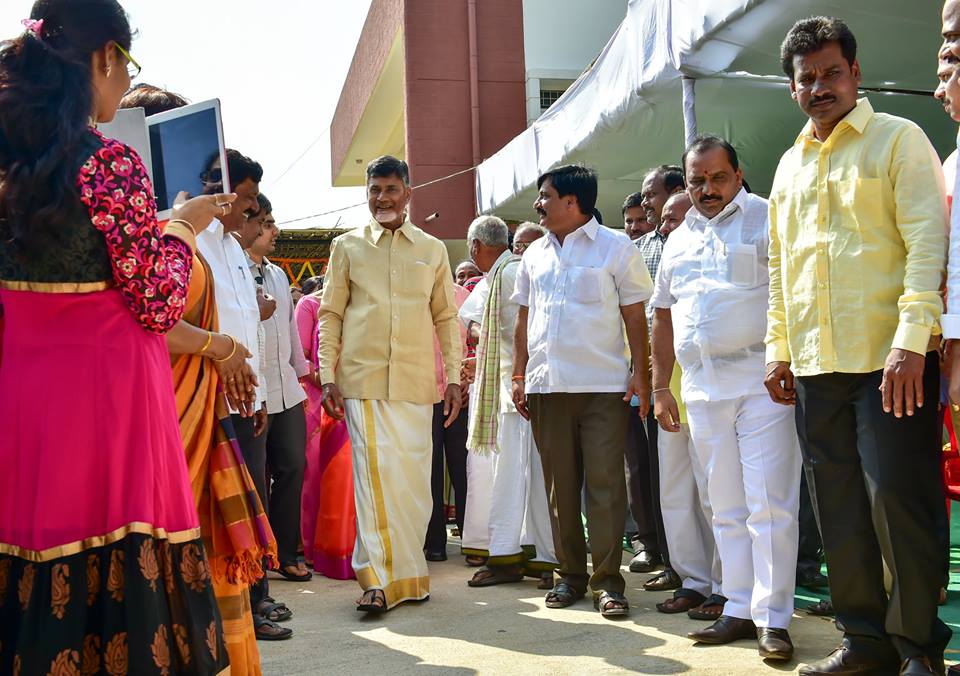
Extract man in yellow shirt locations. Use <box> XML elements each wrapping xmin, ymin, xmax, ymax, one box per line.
<box><xmin>318</xmin><ymin>155</ymin><xmax>463</xmax><ymax>613</ymax></box>
<box><xmin>764</xmin><ymin>17</ymin><xmax>950</xmax><ymax>676</ymax></box>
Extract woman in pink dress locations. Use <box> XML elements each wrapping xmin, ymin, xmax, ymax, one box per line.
<box><xmin>0</xmin><ymin>2</ymin><xmax>232</xmax><ymax>672</ymax></box>
<box><xmin>296</xmin><ymin>283</ymin><xmax>357</xmax><ymax>579</ymax></box>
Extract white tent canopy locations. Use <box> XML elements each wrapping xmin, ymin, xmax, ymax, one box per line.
<box><xmin>476</xmin><ymin>0</ymin><xmax>955</xmax><ymax>223</ymax></box>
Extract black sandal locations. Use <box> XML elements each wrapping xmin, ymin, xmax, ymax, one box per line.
<box><xmin>545</xmin><ymin>581</ymin><xmax>584</xmax><ymax>608</ymax></box>
<box><xmin>276</xmin><ymin>562</ymin><xmax>313</xmax><ymax>582</ymax></box>
<box><xmin>254</xmin><ymin>615</ymin><xmax>293</xmax><ymax>641</ymax></box>
<box><xmin>357</xmin><ymin>589</ymin><xmax>387</xmax><ymax>614</ymax></box>
<box><xmin>255</xmin><ymin>597</ymin><xmax>292</xmax><ymax>623</ymax></box>
<box><xmin>594</xmin><ymin>590</ymin><xmax>630</xmax><ymax>618</ymax></box>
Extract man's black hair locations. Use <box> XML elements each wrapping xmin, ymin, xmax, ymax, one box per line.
<box><xmin>622</xmin><ymin>191</ymin><xmax>643</xmax><ymax>215</ymax></box>
<box><xmin>536</xmin><ymin>164</ymin><xmax>598</xmax><ymax>216</ymax></box>
<box><xmin>651</xmin><ymin>164</ymin><xmax>686</xmax><ymax>193</ymax></box>
<box><xmin>256</xmin><ymin>192</ymin><xmax>273</xmax><ymax>215</ymax></box>
<box><xmin>780</xmin><ymin>16</ymin><xmax>857</xmax><ymax>80</ymax></box>
<box><xmin>226</xmin><ymin>148</ymin><xmax>264</xmax><ymax>188</ymax></box>
<box><xmin>682</xmin><ymin>135</ymin><xmax>740</xmax><ymax>173</ymax></box>
<box><xmin>367</xmin><ymin>155</ymin><xmax>410</xmax><ymax>185</ymax></box>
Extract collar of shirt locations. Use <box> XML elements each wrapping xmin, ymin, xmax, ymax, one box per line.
<box><xmin>368</xmin><ymin>217</ymin><xmax>416</xmax><ymax>245</ymax></box>
<box><xmin>686</xmin><ymin>186</ymin><xmax>749</xmax><ymax>231</ymax></box>
<box><xmin>546</xmin><ymin>216</ymin><xmax>599</xmax><ymax>249</ymax></box>
<box><xmin>797</xmin><ymin>97</ymin><xmax>873</xmax><ymax>147</ymax></box>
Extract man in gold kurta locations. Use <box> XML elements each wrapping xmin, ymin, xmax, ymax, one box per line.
<box><xmin>318</xmin><ymin>155</ymin><xmax>463</xmax><ymax>613</ymax></box>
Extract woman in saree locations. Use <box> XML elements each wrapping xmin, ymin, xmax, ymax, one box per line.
<box><xmin>296</xmin><ymin>284</ymin><xmax>357</xmax><ymax>580</ymax></box>
<box><xmin>117</xmin><ymin>85</ymin><xmax>286</xmax><ymax>659</ymax></box>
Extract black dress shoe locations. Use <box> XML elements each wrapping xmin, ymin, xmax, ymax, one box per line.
<box><xmin>797</xmin><ymin>569</ymin><xmax>830</xmax><ymax>590</ymax></box>
<box><xmin>424</xmin><ymin>549</ymin><xmax>447</xmax><ymax>562</ymax></box>
<box><xmin>799</xmin><ymin>647</ymin><xmax>899</xmax><ymax>675</ymax></box>
<box><xmin>687</xmin><ymin>615</ymin><xmax>756</xmax><ymax>644</ymax></box>
<box><xmin>900</xmin><ymin>656</ymin><xmax>940</xmax><ymax>676</ymax></box>
<box><xmin>758</xmin><ymin>628</ymin><xmax>794</xmax><ymax>661</ymax></box>
<box><xmin>629</xmin><ymin>550</ymin><xmax>661</xmax><ymax>573</ymax></box>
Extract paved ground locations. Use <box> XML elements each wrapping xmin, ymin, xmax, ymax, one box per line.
<box><xmin>259</xmin><ymin>545</ymin><xmax>842</xmax><ymax>675</ymax></box>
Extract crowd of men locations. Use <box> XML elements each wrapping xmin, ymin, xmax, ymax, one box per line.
<box><xmin>312</xmin><ymin>8</ymin><xmax>960</xmax><ymax>676</ymax></box>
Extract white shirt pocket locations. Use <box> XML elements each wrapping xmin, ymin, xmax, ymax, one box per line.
<box><xmin>725</xmin><ymin>243</ymin><xmax>758</xmax><ymax>287</ymax></box>
<box><xmin>567</xmin><ymin>266</ymin><xmax>603</xmax><ymax>303</ymax></box>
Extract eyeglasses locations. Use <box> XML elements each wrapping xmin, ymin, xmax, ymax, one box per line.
<box><xmin>114</xmin><ymin>43</ymin><xmax>141</xmax><ymax>80</ymax></box>
<box><xmin>513</xmin><ymin>241</ymin><xmax>531</xmax><ymax>253</ymax></box>
<box><xmin>200</xmin><ymin>168</ymin><xmax>223</xmax><ymax>184</ymax></box>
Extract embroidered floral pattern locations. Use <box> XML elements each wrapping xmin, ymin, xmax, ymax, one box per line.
<box><xmin>104</xmin><ymin>633</ymin><xmax>127</xmax><ymax>676</ymax></box>
<box><xmin>76</xmin><ymin>132</ymin><xmax>192</xmax><ymax>334</ymax></box>
<box><xmin>159</xmin><ymin>541</ymin><xmax>175</xmax><ymax>595</ymax></box>
<box><xmin>46</xmin><ymin>648</ymin><xmax>80</xmax><ymax>676</ymax></box>
<box><xmin>173</xmin><ymin>625</ymin><xmax>191</xmax><ymax>666</ymax></box>
<box><xmin>85</xmin><ymin>555</ymin><xmax>99</xmax><ymax>607</ymax></box>
<box><xmin>51</xmin><ymin>563</ymin><xmax>70</xmax><ymax>620</ymax></box>
<box><xmin>179</xmin><ymin>544</ymin><xmax>209</xmax><ymax>593</ymax></box>
<box><xmin>150</xmin><ymin>626</ymin><xmax>170</xmax><ymax>676</ymax></box>
<box><xmin>137</xmin><ymin>540</ymin><xmax>160</xmax><ymax>592</ymax></box>
<box><xmin>205</xmin><ymin>622</ymin><xmax>218</xmax><ymax>661</ymax></box>
<box><xmin>18</xmin><ymin>564</ymin><xmax>35</xmax><ymax>610</ymax></box>
<box><xmin>107</xmin><ymin>550</ymin><xmax>124</xmax><ymax>603</ymax></box>
<box><xmin>80</xmin><ymin>635</ymin><xmax>100</xmax><ymax>676</ymax></box>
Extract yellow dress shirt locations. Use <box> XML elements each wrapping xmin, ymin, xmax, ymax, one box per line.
<box><xmin>318</xmin><ymin>218</ymin><xmax>462</xmax><ymax>405</ymax></box>
<box><xmin>766</xmin><ymin>98</ymin><xmax>947</xmax><ymax>377</ymax></box>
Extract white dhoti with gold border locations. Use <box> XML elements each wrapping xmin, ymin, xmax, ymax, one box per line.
<box><xmin>345</xmin><ymin>398</ymin><xmax>433</xmax><ymax>609</ymax></box>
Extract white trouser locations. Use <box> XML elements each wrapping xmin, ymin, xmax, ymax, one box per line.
<box><xmin>658</xmin><ymin>422</ymin><xmax>720</xmax><ymax>598</ymax></box>
<box><xmin>461</xmin><ymin>449</ymin><xmax>494</xmax><ymax>553</ymax></box>
<box><xmin>487</xmin><ymin>412</ymin><xmax>557</xmax><ymax>564</ymax></box>
<box><xmin>686</xmin><ymin>393</ymin><xmax>801</xmax><ymax>629</ymax></box>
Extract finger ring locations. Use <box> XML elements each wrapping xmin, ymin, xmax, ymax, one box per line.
<box><xmin>953</xmin><ymin>403</ymin><xmax>960</xmax><ymax>412</ymax></box>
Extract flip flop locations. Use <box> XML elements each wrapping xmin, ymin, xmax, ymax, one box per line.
<box><xmin>657</xmin><ymin>590</ymin><xmax>707</xmax><ymax>614</ymax></box>
<box><xmin>687</xmin><ymin>594</ymin><xmax>726</xmax><ymax>621</ymax></box>
<box><xmin>276</xmin><ymin>563</ymin><xmax>312</xmax><ymax>582</ymax></box>
<box><xmin>467</xmin><ymin>566</ymin><xmax>524</xmax><ymax>587</ymax></box>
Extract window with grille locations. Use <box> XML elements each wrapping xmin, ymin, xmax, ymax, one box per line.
<box><xmin>540</xmin><ymin>89</ymin><xmax>565</xmax><ymax>111</ymax></box>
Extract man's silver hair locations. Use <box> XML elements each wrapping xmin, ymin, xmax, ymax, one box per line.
<box><xmin>466</xmin><ymin>215</ymin><xmax>509</xmax><ymax>247</ymax></box>
<box><xmin>514</xmin><ymin>221</ymin><xmax>546</xmax><ymax>238</ymax></box>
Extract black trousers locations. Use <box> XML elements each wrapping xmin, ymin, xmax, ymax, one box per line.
<box><xmin>624</xmin><ymin>407</ymin><xmax>667</xmax><ymax>560</ymax></box>
<box><xmin>794</xmin><ymin>352</ymin><xmax>951</xmax><ymax>661</ymax></box>
<box><xmin>265</xmin><ymin>404</ymin><xmax>307</xmax><ymax>566</ymax></box>
<box><xmin>232</xmin><ymin>413</ymin><xmax>270</xmax><ymax>609</ymax></box>
<box><xmin>425</xmin><ymin>402</ymin><xmax>469</xmax><ymax>552</ymax></box>
<box><xmin>797</xmin><ymin>470</ymin><xmax>824</xmax><ymax>577</ymax></box>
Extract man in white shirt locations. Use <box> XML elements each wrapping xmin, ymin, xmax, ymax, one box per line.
<box><xmin>459</xmin><ymin>216</ymin><xmax>557</xmax><ymax>589</ymax></box>
<box><xmin>196</xmin><ymin>150</ymin><xmax>292</xmax><ymax>640</ymax></box>
<box><xmin>245</xmin><ymin>194</ymin><xmax>312</xmax><ymax>583</ymax></box>
<box><xmin>651</xmin><ymin>135</ymin><xmax>800</xmax><ymax>661</ymax></box>
<box><xmin>511</xmin><ymin>165</ymin><xmax>653</xmax><ymax>618</ymax></box>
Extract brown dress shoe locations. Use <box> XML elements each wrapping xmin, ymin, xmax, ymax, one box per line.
<box><xmin>758</xmin><ymin>628</ymin><xmax>794</xmax><ymax>661</ymax></box>
<box><xmin>799</xmin><ymin>647</ymin><xmax>899</xmax><ymax>675</ymax></box>
<box><xmin>687</xmin><ymin>615</ymin><xmax>756</xmax><ymax>644</ymax></box>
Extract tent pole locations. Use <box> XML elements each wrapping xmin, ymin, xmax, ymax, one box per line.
<box><xmin>682</xmin><ymin>76</ymin><xmax>697</xmax><ymax>147</ymax></box>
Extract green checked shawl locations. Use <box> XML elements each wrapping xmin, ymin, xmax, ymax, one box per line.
<box><xmin>466</xmin><ymin>253</ymin><xmax>520</xmax><ymax>454</ymax></box>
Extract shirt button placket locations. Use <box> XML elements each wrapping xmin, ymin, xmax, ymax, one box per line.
<box><xmin>815</xmin><ymin>148</ymin><xmax>834</xmax><ymax>368</ymax></box>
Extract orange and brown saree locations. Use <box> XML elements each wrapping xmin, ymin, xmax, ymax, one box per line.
<box><xmin>172</xmin><ymin>255</ymin><xmax>278</xmax><ymax>676</ymax></box>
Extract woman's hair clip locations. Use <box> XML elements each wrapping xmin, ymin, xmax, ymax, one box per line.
<box><xmin>21</xmin><ymin>19</ymin><xmax>44</xmax><ymax>39</ymax></box>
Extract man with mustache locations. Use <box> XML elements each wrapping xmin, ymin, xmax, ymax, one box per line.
<box><xmin>512</xmin><ymin>164</ymin><xmax>653</xmax><ymax>618</ymax></box>
<box><xmin>651</xmin><ymin>135</ymin><xmax>800</xmax><ymax>662</ymax></box>
<box><xmin>318</xmin><ymin>155</ymin><xmax>463</xmax><ymax>613</ymax></box>
<box><xmin>765</xmin><ymin>17</ymin><xmax>950</xmax><ymax>676</ymax></box>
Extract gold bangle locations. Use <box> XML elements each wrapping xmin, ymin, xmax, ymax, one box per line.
<box><xmin>213</xmin><ymin>335</ymin><xmax>237</xmax><ymax>363</ymax></box>
<box><xmin>511</xmin><ymin>375</ymin><xmax>525</xmax><ymax>382</ymax></box>
<box><xmin>199</xmin><ymin>330</ymin><xmax>213</xmax><ymax>354</ymax></box>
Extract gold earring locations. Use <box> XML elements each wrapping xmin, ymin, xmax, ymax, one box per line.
<box><xmin>104</xmin><ymin>66</ymin><xmax>112</xmax><ymax>77</ymax></box>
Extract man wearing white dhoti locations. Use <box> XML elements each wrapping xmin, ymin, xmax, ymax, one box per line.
<box><xmin>318</xmin><ymin>155</ymin><xmax>463</xmax><ymax>613</ymax></box>
<box><xmin>458</xmin><ymin>217</ymin><xmax>557</xmax><ymax>590</ymax></box>
<box><xmin>651</xmin><ymin>136</ymin><xmax>800</xmax><ymax>662</ymax></box>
